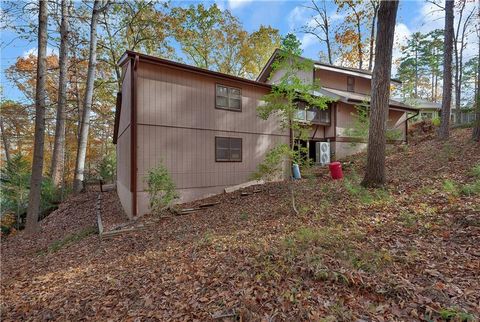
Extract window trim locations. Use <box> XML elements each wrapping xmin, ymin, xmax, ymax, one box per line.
<box><xmin>294</xmin><ymin>101</ymin><xmax>331</xmax><ymax>125</ymax></box>
<box><xmin>215</xmin><ymin>136</ymin><xmax>243</xmax><ymax>162</ymax></box>
<box><xmin>347</xmin><ymin>76</ymin><xmax>355</xmax><ymax>92</ymax></box>
<box><xmin>215</xmin><ymin>83</ymin><xmax>242</xmax><ymax>112</ymax></box>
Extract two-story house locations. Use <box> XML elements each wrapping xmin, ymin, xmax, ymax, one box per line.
<box><xmin>113</xmin><ymin>50</ymin><xmax>416</xmax><ymax>217</ymax></box>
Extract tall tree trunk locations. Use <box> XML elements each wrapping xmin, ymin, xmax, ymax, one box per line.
<box><xmin>51</xmin><ymin>0</ymin><xmax>70</xmax><ymax>187</ymax></box>
<box><xmin>0</xmin><ymin>116</ymin><xmax>11</xmax><ymax>163</ymax></box>
<box><xmin>472</xmin><ymin>0</ymin><xmax>480</xmax><ymax>141</ymax></box>
<box><xmin>368</xmin><ymin>0</ymin><xmax>379</xmax><ymax>71</ymax></box>
<box><xmin>438</xmin><ymin>0</ymin><xmax>454</xmax><ymax>140</ymax></box>
<box><xmin>361</xmin><ymin>0</ymin><xmax>399</xmax><ymax>188</ymax></box>
<box><xmin>73</xmin><ymin>0</ymin><xmax>106</xmax><ymax>192</ymax></box>
<box><xmin>356</xmin><ymin>16</ymin><xmax>363</xmax><ymax>69</ymax></box>
<box><xmin>25</xmin><ymin>0</ymin><xmax>48</xmax><ymax>234</ymax></box>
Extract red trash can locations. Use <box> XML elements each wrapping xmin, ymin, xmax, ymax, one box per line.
<box><xmin>329</xmin><ymin>162</ymin><xmax>343</xmax><ymax>180</ymax></box>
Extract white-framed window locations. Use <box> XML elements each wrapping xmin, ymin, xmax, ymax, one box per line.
<box><xmin>294</xmin><ymin>101</ymin><xmax>331</xmax><ymax>125</ymax></box>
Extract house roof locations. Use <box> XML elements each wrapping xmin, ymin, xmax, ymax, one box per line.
<box><xmin>314</xmin><ymin>87</ymin><xmax>418</xmax><ymax>112</ymax></box>
<box><xmin>256</xmin><ymin>48</ymin><xmax>402</xmax><ymax>85</ymax></box>
<box><xmin>396</xmin><ymin>98</ymin><xmax>442</xmax><ymax>110</ymax></box>
<box><xmin>118</xmin><ymin>51</ymin><xmax>272</xmax><ymax>89</ymax></box>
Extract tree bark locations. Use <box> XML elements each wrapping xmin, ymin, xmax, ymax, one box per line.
<box><xmin>367</xmin><ymin>0</ymin><xmax>379</xmax><ymax>71</ymax></box>
<box><xmin>472</xmin><ymin>0</ymin><xmax>480</xmax><ymax>141</ymax></box>
<box><xmin>0</xmin><ymin>116</ymin><xmax>11</xmax><ymax>163</ymax></box>
<box><xmin>51</xmin><ymin>0</ymin><xmax>70</xmax><ymax>187</ymax></box>
<box><xmin>73</xmin><ymin>0</ymin><xmax>108</xmax><ymax>192</ymax></box>
<box><xmin>25</xmin><ymin>0</ymin><xmax>48</xmax><ymax>234</ymax></box>
<box><xmin>438</xmin><ymin>0</ymin><xmax>454</xmax><ymax>140</ymax></box>
<box><xmin>361</xmin><ymin>0</ymin><xmax>399</xmax><ymax>188</ymax></box>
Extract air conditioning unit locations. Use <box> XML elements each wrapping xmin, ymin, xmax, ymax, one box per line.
<box><xmin>316</xmin><ymin>142</ymin><xmax>330</xmax><ymax>165</ymax></box>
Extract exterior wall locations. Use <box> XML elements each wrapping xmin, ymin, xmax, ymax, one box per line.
<box><xmin>267</xmin><ymin>68</ymin><xmax>313</xmax><ymax>85</ymax></box>
<box><xmin>315</xmin><ymin>68</ymin><xmax>371</xmax><ymax>94</ymax></box>
<box><xmin>116</xmin><ymin>60</ymin><xmax>133</xmax><ymax>218</ymax></box>
<box><xmin>135</xmin><ymin>61</ymin><xmax>288</xmax><ymax>215</ymax></box>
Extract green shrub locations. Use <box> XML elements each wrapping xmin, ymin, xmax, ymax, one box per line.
<box><xmin>1</xmin><ymin>155</ymin><xmax>31</xmax><ymax>223</ymax></box>
<box><xmin>471</xmin><ymin>164</ymin><xmax>480</xmax><ymax>178</ymax></box>
<box><xmin>442</xmin><ymin>179</ymin><xmax>458</xmax><ymax>196</ymax></box>
<box><xmin>98</xmin><ymin>152</ymin><xmax>116</xmax><ymax>182</ymax></box>
<box><xmin>431</xmin><ymin>117</ymin><xmax>441</xmax><ymax>127</ymax></box>
<box><xmin>145</xmin><ymin>161</ymin><xmax>178</xmax><ymax>214</ymax></box>
<box><xmin>40</xmin><ymin>177</ymin><xmax>60</xmax><ymax>213</ymax></box>
<box><xmin>251</xmin><ymin>144</ymin><xmax>289</xmax><ymax>181</ymax></box>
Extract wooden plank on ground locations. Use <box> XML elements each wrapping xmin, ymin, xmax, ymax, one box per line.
<box><xmin>224</xmin><ymin>180</ymin><xmax>264</xmax><ymax>193</ymax></box>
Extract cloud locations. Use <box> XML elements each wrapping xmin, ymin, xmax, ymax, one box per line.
<box><xmin>392</xmin><ymin>23</ymin><xmax>412</xmax><ymax>75</ymax></box>
<box><xmin>287</xmin><ymin>6</ymin><xmax>310</xmax><ymax>31</ymax></box>
<box><xmin>300</xmin><ymin>33</ymin><xmax>317</xmax><ymax>50</ymax></box>
<box><xmin>22</xmin><ymin>46</ymin><xmax>58</xmax><ymax>58</ymax></box>
<box><xmin>227</xmin><ymin>0</ymin><xmax>254</xmax><ymax>10</ymax></box>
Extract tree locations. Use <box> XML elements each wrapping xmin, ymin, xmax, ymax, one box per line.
<box><xmin>280</xmin><ymin>33</ymin><xmax>302</xmax><ymax>56</ymax></box>
<box><xmin>335</xmin><ymin>0</ymin><xmax>367</xmax><ymax>69</ymax></box>
<box><xmin>438</xmin><ymin>0</ymin><xmax>454</xmax><ymax>140</ymax></box>
<box><xmin>301</xmin><ymin>0</ymin><xmax>335</xmax><ymax>64</ymax></box>
<box><xmin>472</xmin><ymin>0</ymin><xmax>480</xmax><ymax>141</ymax></box>
<box><xmin>171</xmin><ymin>4</ymin><xmax>279</xmax><ymax>78</ymax></box>
<box><xmin>257</xmin><ymin>38</ymin><xmax>332</xmax><ymax>214</ymax></box>
<box><xmin>361</xmin><ymin>0</ymin><xmax>399</xmax><ymax>187</ymax></box>
<box><xmin>367</xmin><ymin>0</ymin><xmax>380</xmax><ymax>70</ymax></box>
<box><xmin>73</xmin><ymin>0</ymin><xmax>110</xmax><ymax>193</ymax></box>
<box><xmin>25</xmin><ymin>0</ymin><xmax>48</xmax><ymax>234</ymax></box>
<box><xmin>453</xmin><ymin>0</ymin><xmax>475</xmax><ymax>123</ymax></box>
<box><xmin>51</xmin><ymin>0</ymin><xmax>70</xmax><ymax>188</ymax></box>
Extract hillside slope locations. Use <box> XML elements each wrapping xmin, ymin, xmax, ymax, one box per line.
<box><xmin>2</xmin><ymin>129</ymin><xmax>479</xmax><ymax>321</ymax></box>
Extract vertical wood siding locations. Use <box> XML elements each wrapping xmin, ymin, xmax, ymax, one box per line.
<box><xmin>116</xmin><ymin>60</ymin><xmax>132</xmax><ymax>217</ymax></box>
<box><xmin>134</xmin><ymin>62</ymin><xmax>288</xmax><ymax>213</ymax></box>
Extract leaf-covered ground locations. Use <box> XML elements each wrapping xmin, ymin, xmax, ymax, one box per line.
<box><xmin>2</xmin><ymin>129</ymin><xmax>479</xmax><ymax>321</ymax></box>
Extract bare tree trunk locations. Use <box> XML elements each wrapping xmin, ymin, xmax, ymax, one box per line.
<box><xmin>0</xmin><ymin>116</ymin><xmax>11</xmax><ymax>163</ymax></box>
<box><xmin>73</xmin><ymin>0</ymin><xmax>108</xmax><ymax>192</ymax></box>
<box><xmin>361</xmin><ymin>0</ymin><xmax>399</xmax><ymax>188</ymax></box>
<box><xmin>438</xmin><ymin>0</ymin><xmax>454</xmax><ymax>140</ymax></box>
<box><xmin>25</xmin><ymin>0</ymin><xmax>48</xmax><ymax>234</ymax></box>
<box><xmin>472</xmin><ymin>0</ymin><xmax>480</xmax><ymax>141</ymax></box>
<box><xmin>368</xmin><ymin>0</ymin><xmax>379</xmax><ymax>71</ymax></box>
<box><xmin>51</xmin><ymin>0</ymin><xmax>70</xmax><ymax>187</ymax></box>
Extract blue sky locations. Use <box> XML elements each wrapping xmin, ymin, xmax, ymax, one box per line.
<box><xmin>1</xmin><ymin>0</ymin><xmax>477</xmax><ymax>102</ymax></box>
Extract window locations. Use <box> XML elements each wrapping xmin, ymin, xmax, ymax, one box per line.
<box><xmin>215</xmin><ymin>137</ymin><xmax>242</xmax><ymax>162</ymax></box>
<box><xmin>216</xmin><ymin>84</ymin><xmax>242</xmax><ymax>111</ymax></box>
<box><xmin>347</xmin><ymin>76</ymin><xmax>355</xmax><ymax>92</ymax></box>
<box><xmin>294</xmin><ymin>101</ymin><xmax>331</xmax><ymax>125</ymax></box>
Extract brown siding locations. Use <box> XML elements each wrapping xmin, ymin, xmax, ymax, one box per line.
<box><xmin>116</xmin><ymin>60</ymin><xmax>133</xmax><ymax>218</ymax></box>
<box><xmin>135</xmin><ymin>61</ymin><xmax>288</xmax><ymax>215</ymax></box>
<box><xmin>315</xmin><ymin>69</ymin><xmax>371</xmax><ymax>94</ymax></box>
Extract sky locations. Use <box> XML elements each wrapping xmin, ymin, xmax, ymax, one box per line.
<box><xmin>0</xmin><ymin>0</ymin><xmax>478</xmax><ymax>102</ymax></box>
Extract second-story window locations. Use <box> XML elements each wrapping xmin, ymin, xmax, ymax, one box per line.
<box><xmin>216</xmin><ymin>84</ymin><xmax>242</xmax><ymax>111</ymax></box>
<box><xmin>347</xmin><ymin>76</ymin><xmax>355</xmax><ymax>92</ymax></box>
<box><xmin>294</xmin><ymin>101</ymin><xmax>331</xmax><ymax>125</ymax></box>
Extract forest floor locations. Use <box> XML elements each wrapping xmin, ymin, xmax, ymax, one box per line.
<box><xmin>1</xmin><ymin>128</ymin><xmax>480</xmax><ymax>321</ymax></box>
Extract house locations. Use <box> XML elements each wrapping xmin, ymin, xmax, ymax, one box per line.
<box><xmin>397</xmin><ymin>98</ymin><xmax>441</xmax><ymax>122</ymax></box>
<box><xmin>113</xmin><ymin>50</ymin><xmax>416</xmax><ymax>217</ymax></box>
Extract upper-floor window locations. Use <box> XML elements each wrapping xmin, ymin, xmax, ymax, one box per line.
<box><xmin>347</xmin><ymin>76</ymin><xmax>355</xmax><ymax>92</ymax></box>
<box><xmin>294</xmin><ymin>101</ymin><xmax>331</xmax><ymax>125</ymax></box>
<box><xmin>215</xmin><ymin>137</ymin><xmax>242</xmax><ymax>162</ymax></box>
<box><xmin>216</xmin><ymin>84</ymin><xmax>242</xmax><ymax>111</ymax></box>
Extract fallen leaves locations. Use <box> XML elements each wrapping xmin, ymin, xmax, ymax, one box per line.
<box><xmin>1</xmin><ymin>129</ymin><xmax>479</xmax><ymax>321</ymax></box>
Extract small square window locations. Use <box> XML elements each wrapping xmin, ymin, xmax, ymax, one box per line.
<box><xmin>215</xmin><ymin>137</ymin><xmax>242</xmax><ymax>162</ymax></box>
<box><xmin>347</xmin><ymin>76</ymin><xmax>355</xmax><ymax>92</ymax></box>
<box><xmin>216</xmin><ymin>84</ymin><xmax>242</xmax><ymax>111</ymax></box>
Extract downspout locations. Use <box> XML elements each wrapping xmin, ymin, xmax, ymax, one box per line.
<box><xmin>131</xmin><ymin>54</ymin><xmax>139</xmax><ymax>217</ymax></box>
<box><xmin>404</xmin><ymin>110</ymin><xmax>420</xmax><ymax>144</ymax></box>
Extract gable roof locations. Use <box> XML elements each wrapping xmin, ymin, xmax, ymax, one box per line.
<box><xmin>118</xmin><ymin>51</ymin><xmax>272</xmax><ymax>89</ymax></box>
<box><xmin>317</xmin><ymin>87</ymin><xmax>417</xmax><ymax>112</ymax></box>
<box><xmin>256</xmin><ymin>49</ymin><xmax>402</xmax><ymax>85</ymax></box>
